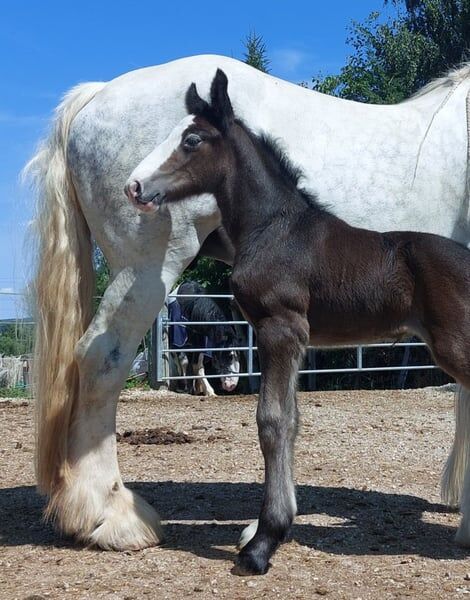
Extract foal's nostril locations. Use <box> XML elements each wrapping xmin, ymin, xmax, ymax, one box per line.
<box><xmin>125</xmin><ymin>180</ymin><xmax>142</xmax><ymax>200</ymax></box>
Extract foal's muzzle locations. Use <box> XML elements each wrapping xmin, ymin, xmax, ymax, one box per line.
<box><xmin>125</xmin><ymin>180</ymin><xmax>143</xmax><ymax>202</ymax></box>
<box><xmin>124</xmin><ymin>179</ymin><xmax>165</xmax><ymax>212</ymax></box>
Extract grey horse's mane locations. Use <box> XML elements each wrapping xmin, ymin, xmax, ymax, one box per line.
<box><xmin>403</xmin><ymin>61</ymin><xmax>470</xmax><ymax>181</ymax></box>
<box><xmin>408</xmin><ymin>61</ymin><xmax>470</xmax><ymax>100</ymax></box>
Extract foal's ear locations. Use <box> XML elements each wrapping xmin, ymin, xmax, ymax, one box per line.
<box><xmin>185</xmin><ymin>71</ymin><xmax>234</xmax><ymax>134</ymax></box>
<box><xmin>185</xmin><ymin>83</ymin><xmax>211</xmax><ymax>118</ymax></box>
<box><xmin>209</xmin><ymin>69</ymin><xmax>234</xmax><ymax>133</ymax></box>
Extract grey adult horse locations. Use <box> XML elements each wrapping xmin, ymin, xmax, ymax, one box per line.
<box><xmin>27</xmin><ymin>54</ymin><xmax>470</xmax><ymax>552</ymax></box>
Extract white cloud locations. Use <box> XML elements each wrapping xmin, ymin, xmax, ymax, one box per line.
<box><xmin>0</xmin><ymin>287</ymin><xmax>14</xmax><ymax>294</ymax></box>
<box><xmin>272</xmin><ymin>49</ymin><xmax>308</xmax><ymax>74</ymax></box>
<box><xmin>270</xmin><ymin>48</ymin><xmax>319</xmax><ymax>83</ymax></box>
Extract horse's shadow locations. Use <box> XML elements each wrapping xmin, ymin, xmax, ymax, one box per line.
<box><xmin>0</xmin><ymin>481</ymin><xmax>467</xmax><ymax>562</ymax></box>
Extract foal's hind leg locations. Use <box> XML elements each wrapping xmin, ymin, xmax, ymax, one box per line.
<box><xmin>234</xmin><ymin>315</ymin><xmax>308</xmax><ymax>575</ymax></box>
<box><xmin>51</xmin><ymin>267</ymin><xmax>167</xmax><ymax>550</ymax></box>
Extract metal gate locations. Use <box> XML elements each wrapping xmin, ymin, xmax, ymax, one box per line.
<box><xmin>149</xmin><ymin>292</ymin><xmax>437</xmax><ymax>389</ymax></box>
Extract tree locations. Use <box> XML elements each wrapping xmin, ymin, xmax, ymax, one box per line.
<box><xmin>313</xmin><ymin>0</ymin><xmax>470</xmax><ymax>103</ymax></box>
<box><xmin>243</xmin><ymin>31</ymin><xmax>270</xmax><ymax>73</ymax></box>
<box><xmin>0</xmin><ymin>323</ymin><xmax>33</xmax><ymax>356</ymax></box>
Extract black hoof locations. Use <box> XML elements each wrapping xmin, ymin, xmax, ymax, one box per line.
<box><xmin>281</xmin><ymin>526</ymin><xmax>293</xmax><ymax>544</ymax></box>
<box><xmin>232</xmin><ymin>551</ymin><xmax>270</xmax><ymax>576</ymax></box>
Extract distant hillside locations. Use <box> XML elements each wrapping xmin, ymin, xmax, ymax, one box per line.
<box><xmin>0</xmin><ymin>319</ymin><xmax>34</xmax><ymax>332</ymax></box>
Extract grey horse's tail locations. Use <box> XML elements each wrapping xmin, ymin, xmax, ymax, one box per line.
<box><xmin>24</xmin><ymin>82</ymin><xmax>105</xmax><ymax>505</ymax></box>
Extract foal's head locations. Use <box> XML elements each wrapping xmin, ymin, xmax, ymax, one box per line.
<box><xmin>125</xmin><ymin>69</ymin><xmax>236</xmax><ymax>212</ymax></box>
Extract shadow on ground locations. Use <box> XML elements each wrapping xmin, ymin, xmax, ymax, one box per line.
<box><xmin>0</xmin><ymin>481</ymin><xmax>466</xmax><ymax>563</ymax></box>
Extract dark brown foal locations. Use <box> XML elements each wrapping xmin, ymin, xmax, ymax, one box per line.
<box><xmin>126</xmin><ymin>69</ymin><xmax>470</xmax><ymax>575</ymax></box>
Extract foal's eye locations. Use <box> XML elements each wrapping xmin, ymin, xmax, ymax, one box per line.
<box><xmin>183</xmin><ymin>133</ymin><xmax>202</xmax><ymax>150</ymax></box>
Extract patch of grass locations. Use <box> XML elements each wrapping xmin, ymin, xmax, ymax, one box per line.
<box><xmin>124</xmin><ymin>378</ymin><xmax>150</xmax><ymax>390</ymax></box>
<box><xmin>0</xmin><ymin>386</ymin><xmax>31</xmax><ymax>398</ymax></box>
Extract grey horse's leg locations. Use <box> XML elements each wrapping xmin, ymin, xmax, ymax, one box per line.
<box><xmin>56</xmin><ymin>267</ymin><xmax>168</xmax><ymax>550</ymax></box>
<box><xmin>235</xmin><ymin>315</ymin><xmax>307</xmax><ymax>575</ymax></box>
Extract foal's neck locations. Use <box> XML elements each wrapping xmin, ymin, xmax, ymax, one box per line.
<box><xmin>217</xmin><ymin>125</ymin><xmax>314</xmax><ymax>247</ymax></box>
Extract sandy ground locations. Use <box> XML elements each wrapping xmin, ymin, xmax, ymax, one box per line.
<box><xmin>1</xmin><ymin>387</ymin><xmax>469</xmax><ymax>599</ymax></box>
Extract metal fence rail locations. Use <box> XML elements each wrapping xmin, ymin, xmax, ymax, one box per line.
<box><xmin>0</xmin><ymin>290</ymin><xmax>440</xmax><ymax>391</ymax></box>
<box><xmin>152</xmin><ymin>292</ymin><xmax>438</xmax><ymax>386</ymax></box>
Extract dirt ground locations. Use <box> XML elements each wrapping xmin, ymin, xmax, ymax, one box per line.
<box><xmin>1</xmin><ymin>387</ymin><xmax>470</xmax><ymax>599</ymax></box>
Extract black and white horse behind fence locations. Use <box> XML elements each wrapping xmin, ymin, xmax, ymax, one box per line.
<box><xmin>168</xmin><ymin>281</ymin><xmax>240</xmax><ymax>396</ymax></box>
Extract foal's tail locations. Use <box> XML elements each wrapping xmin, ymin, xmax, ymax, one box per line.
<box><xmin>25</xmin><ymin>82</ymin><xmax>106</xmax><ymax>496</ymax></box>
<box><xmin>441</xmin><ymin>385</ymin><xmax>470</xmax><ymax>507</ymax></box>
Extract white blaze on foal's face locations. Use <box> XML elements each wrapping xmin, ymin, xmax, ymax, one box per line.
<box><xmin>125</xmin><ymin>115</ymin><xmax>196</xmax><ymax>212</ymax></box>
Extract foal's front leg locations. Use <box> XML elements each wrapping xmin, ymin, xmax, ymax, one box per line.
<box><xmin>235</xmin><ymin>316</ymin><xmax>308</xmax><ymax>575</ymax></box>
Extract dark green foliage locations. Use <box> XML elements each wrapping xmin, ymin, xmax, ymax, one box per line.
<box><xmin>177</xmin><ymin>256</ymin><xmax>232</xmax><ymax>293</ymax></box>
<box><xmin>243</xmin><ymin>31</ymin><xmax>270</xmax><ymax>73</ymax></box>
<box><xmin>0</xmin><ymin>323</ymin><xmax>34</xmax><ymax>356</ymax></box>
<box><xmin>313</xmin><ymin>0</ymin><xmax>470</xmax><ymax>103</ymax></box>
<box><xmin>93</xmin><ymin>245</ymin><xmax>110</xmax><ymax>309</ymax></box>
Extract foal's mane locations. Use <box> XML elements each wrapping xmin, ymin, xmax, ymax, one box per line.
<box><xmin>256</xmin><ymin>132</ymin><xmax>304</xmax><ymax>189</ymax></box>
<box><xmin>237</xmin><ymin>120</ymin><xmax>326</xmax><ymax>211</ymax></box>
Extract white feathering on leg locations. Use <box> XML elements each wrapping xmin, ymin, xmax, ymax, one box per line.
<box><xmin>238</xmin><ymin>520</ymin><xmax>258</xmax><ymax>550</ymax></box>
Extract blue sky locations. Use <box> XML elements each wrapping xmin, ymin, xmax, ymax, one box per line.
<box><xmin>0</xmin><ymin>0</ymin><xmax>389</xmax><ymax>318</ymax></box>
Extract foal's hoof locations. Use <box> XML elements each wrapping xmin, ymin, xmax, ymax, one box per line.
<box><xmin>232</xmin><ymin>551</ymin><xmax>270</xmax><ymax>576</ymax></box>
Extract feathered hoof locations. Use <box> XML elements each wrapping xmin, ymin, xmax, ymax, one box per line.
<box><xmin>238</xmin><ymin>520</ymin><xmax>258</xmax><ymax>549</ymax></box>
<box><xmin>441</xmin><ymin>453</ymin><xmax>463</xmax><ymax>509</ymax></box>
<box><xmin>49</xmin><ymin>483</ymin><xmax>163</xmax><ymax>551</ymax></box>
<box><xmin>86</xmin><ymin>488</ymin><xmax>163</xmax><ymax>551</ymax></box>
